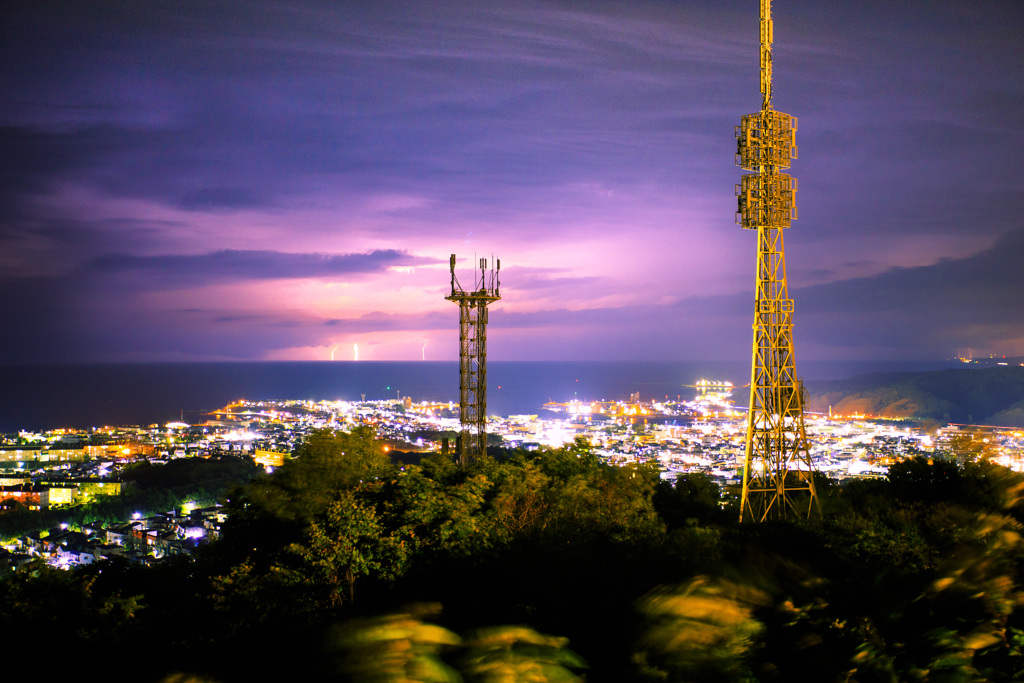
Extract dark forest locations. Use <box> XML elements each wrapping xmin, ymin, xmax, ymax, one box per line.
<box><xmin>3</xmin><ymin>427</ymin><xmax>1023</xmax><ymax>682</ymax></box>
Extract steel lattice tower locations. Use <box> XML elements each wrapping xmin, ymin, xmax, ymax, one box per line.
<box><xmin>446</xmin><ymin>254</ymin><xmax>500</xmax><ymax>465</ymax></box>
<box><xmin>736</xmin><ymin>0</ymin><xmax>818</xmax><ymax>522</ymax></box>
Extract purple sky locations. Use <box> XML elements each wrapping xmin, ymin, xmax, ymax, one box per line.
<box><xmin>1</xmin><ymin>0</ymin><xmax>1022</xmax><ymax>364</ymax></box>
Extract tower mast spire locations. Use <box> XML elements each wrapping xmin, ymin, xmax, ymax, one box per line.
<box><xmin>761</xmin><ymin>0</ymin><xmax>773</xmax><ymax>110</ymax></box>
<box><xmin>736</xmin><ymin>0</ymin><xmax>818</xmax><ymax>522</ymax></box>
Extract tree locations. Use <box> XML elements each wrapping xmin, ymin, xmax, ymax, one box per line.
<box><xmin>244</xmin><ymin>426</ymin><xmax>391</xmax><ymax>522</ymax></box>
<box><xmin>887</xmin><ymin>456</ymin><xmax>966</xmax><ymax>505</ymax></box>
<box><xmin>221</xmin><ymin>427</ymin><xmax>394</xmax><ymax>560</ymax></box>
<box><xmin>299</xmin><ymin>489</ymin><xmax>410</xmax><ymax>607</ymax></box>
<box><xmin>489</xmin><ymin>462</ymin><xmax>551</xmax><ymax>540</ymax></box>
<box><xmin>377</xmin><ymin>466</ymin><xmax>493</xmax><ymax>558</ymax></box>
<box><xmin>654</xmin><ymin>473</ymin><xmax>722</xmax><ymax>527</ymax></box>
<box><xmin>544</xmin><ymin>460</ymin><xmax>664</xmax><ymax>545</ymax></box>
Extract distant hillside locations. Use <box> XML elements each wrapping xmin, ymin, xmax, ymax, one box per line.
<box><xmin>805</xmin><ymin>366</ymin><xmax>1024</xmax><ymax>426</ymax></box>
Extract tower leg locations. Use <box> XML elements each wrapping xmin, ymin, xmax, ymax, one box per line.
<box><xmin>475</xmin><ymin>304</ymin><xmax>489</xmax><ymax>459</ymax></box>
<box><xmin>456</xmin><ymin>300</ymin><xmax>489</xmax><ymax>464</ymax></box>
<box><xmin>739</xmin><ymin>224</ymin><xmax>818</xmax><ymax>521</ymax></box>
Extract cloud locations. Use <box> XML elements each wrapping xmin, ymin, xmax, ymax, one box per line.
<box><xmin>322</xmin><ymin>311</ymin><xmax>452</xmax><ymax>333</ymax></box>
<box><xmin>3</xmin><ymin>229</ymin><xmax>1021</xmax><ymax>365</ymax></box>
<box><xmin>89</xmin><ymin>249</ymin><xmax>438</xmax><ymax>286</ymax></box>
<box><xmin>793</xmin><ymin>230</ymin><xmax>1024</xmax><ymax>356</ymax></box>
<box><xmin>502</xmin><ymin>266</ymin><xmax>608</xmax><ymax>293</ymax></box>
<box><xmin>1</xmin><ymin>1</ymin><xmax>1022</xmax><ymax>364</ymax></box>
<box><xmin>0</xmin><ymin>1</ymin><xmax>752</xmax><ymax>222</ymax></box>
<box><xmin>494</xmin><ymin>228</ymin><xmax>1024</xmax><ymax>361</ymax></box>
<box><xmin>178</xmin><ymin>187</ymin><xmax>267</xmax><ymax>212</ymax></box>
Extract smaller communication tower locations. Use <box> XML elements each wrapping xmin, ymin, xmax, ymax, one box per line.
<box><xmin>446</xmin><ymin>254</ymin><xmax>500</xmax><ymax>464</ymax></box>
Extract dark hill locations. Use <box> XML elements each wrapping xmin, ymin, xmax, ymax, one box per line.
<box><xmin>805</xmin><ymin>365</ymin><xmax>1024</xmax><ymax>426</ymax></box>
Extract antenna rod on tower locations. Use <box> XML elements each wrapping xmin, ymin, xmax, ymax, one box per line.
<box><xmin>761</xmin><ymin>0</ymin><xmax>773</xmax><ymax>110</ymax></box>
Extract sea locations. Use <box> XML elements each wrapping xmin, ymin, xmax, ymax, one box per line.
<box><xmin>0</xmin><ymin>360</ymin><xmax>959</xmax><ymax>433</ymax></box>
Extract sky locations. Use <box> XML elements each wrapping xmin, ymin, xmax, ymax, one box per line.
<box><xmin>1</xmin><ymin>0</ymin><xmax>1022</xmax><ymax>364</ymax></box>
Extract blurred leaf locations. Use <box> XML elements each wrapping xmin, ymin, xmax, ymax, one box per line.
<box><xmin>634</xmin><ymin>575</ymin><xmax>768</xmax><ymax>682</ymax></box>
<box><xmin>459</xmin><ymin>625</ymin><xmax>586</xmax><ymax>683</ymax></box>
<box><xmin>328</xmin><ymin>607</ymin><xmax>461</xmax><ymax>683</ymax></box>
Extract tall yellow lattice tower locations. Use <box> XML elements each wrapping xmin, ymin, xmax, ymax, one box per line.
<box><xmin>736</xmin><ymin>0</ymin><xmax>818</xmax><ymax>521</ymax></box>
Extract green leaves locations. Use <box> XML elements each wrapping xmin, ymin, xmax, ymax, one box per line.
<box><xmin>0</xmin><ymin>561</ymin><xmax>145</xmax><ymax>652</ymax></box>
<box><xmin>379</xmin><ymin>470</ymin><xmax>493</xmax><ymax>558</ymax></box>
<box><xmin>221</xmin><ymin>426</ymin><xmax>394</xmax><ymax>564</ymax></box>
<box><xmin>238</xmin><ymin>426</ymin><xmax>392</xmax><ymax>525</ymax></box>
<box><xmin>301</xmin><ymin>489</ymin><xmax>410</xmax><ymax>607</ymax></box>
<box><xmin>489</xmin><ymin>463</ymin><xmax>550</xmax><ymax>540</ymax></box>
<box><xmin>12</xmin><ymin>426</ymin><xmax>1024</xmax><ymax>681</ymax></box>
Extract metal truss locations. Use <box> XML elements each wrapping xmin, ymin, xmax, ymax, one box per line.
<box><xmin>446</xmin><ymin>254</ymin><xmax>500</xmax><ymax>465</ymax></box>
<box><xmin>736</xmin><ymin>0</ymin><xmax>818</xmax><ymax>522</ymax></box>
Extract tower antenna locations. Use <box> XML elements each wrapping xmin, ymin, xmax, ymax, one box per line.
<box><xmin>446</xmin><ymin>253</ymin><xmax>501</xmax><ymax>465</ymax></box>
<box><xmin>735</xmin><ymin>0</ymin><xmax>818</xmax><ymax>521</ymax></box>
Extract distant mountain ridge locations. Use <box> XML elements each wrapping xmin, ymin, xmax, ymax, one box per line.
<box><xmin>804</xmin><ymin>365</ymin><xmax>1024</xmax><ymax>426</ymax></box>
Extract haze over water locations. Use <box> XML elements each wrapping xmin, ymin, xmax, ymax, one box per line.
<box><xmin>0</xmin><ymin>360</ymin><xmax>959</xmax><ymax>432</ymax></box>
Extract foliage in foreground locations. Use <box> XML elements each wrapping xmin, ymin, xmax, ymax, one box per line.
<box><xmin>2</xmin><ymin>428</ymin><xmax>1024</xmax><ymax>683</ymax></box>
